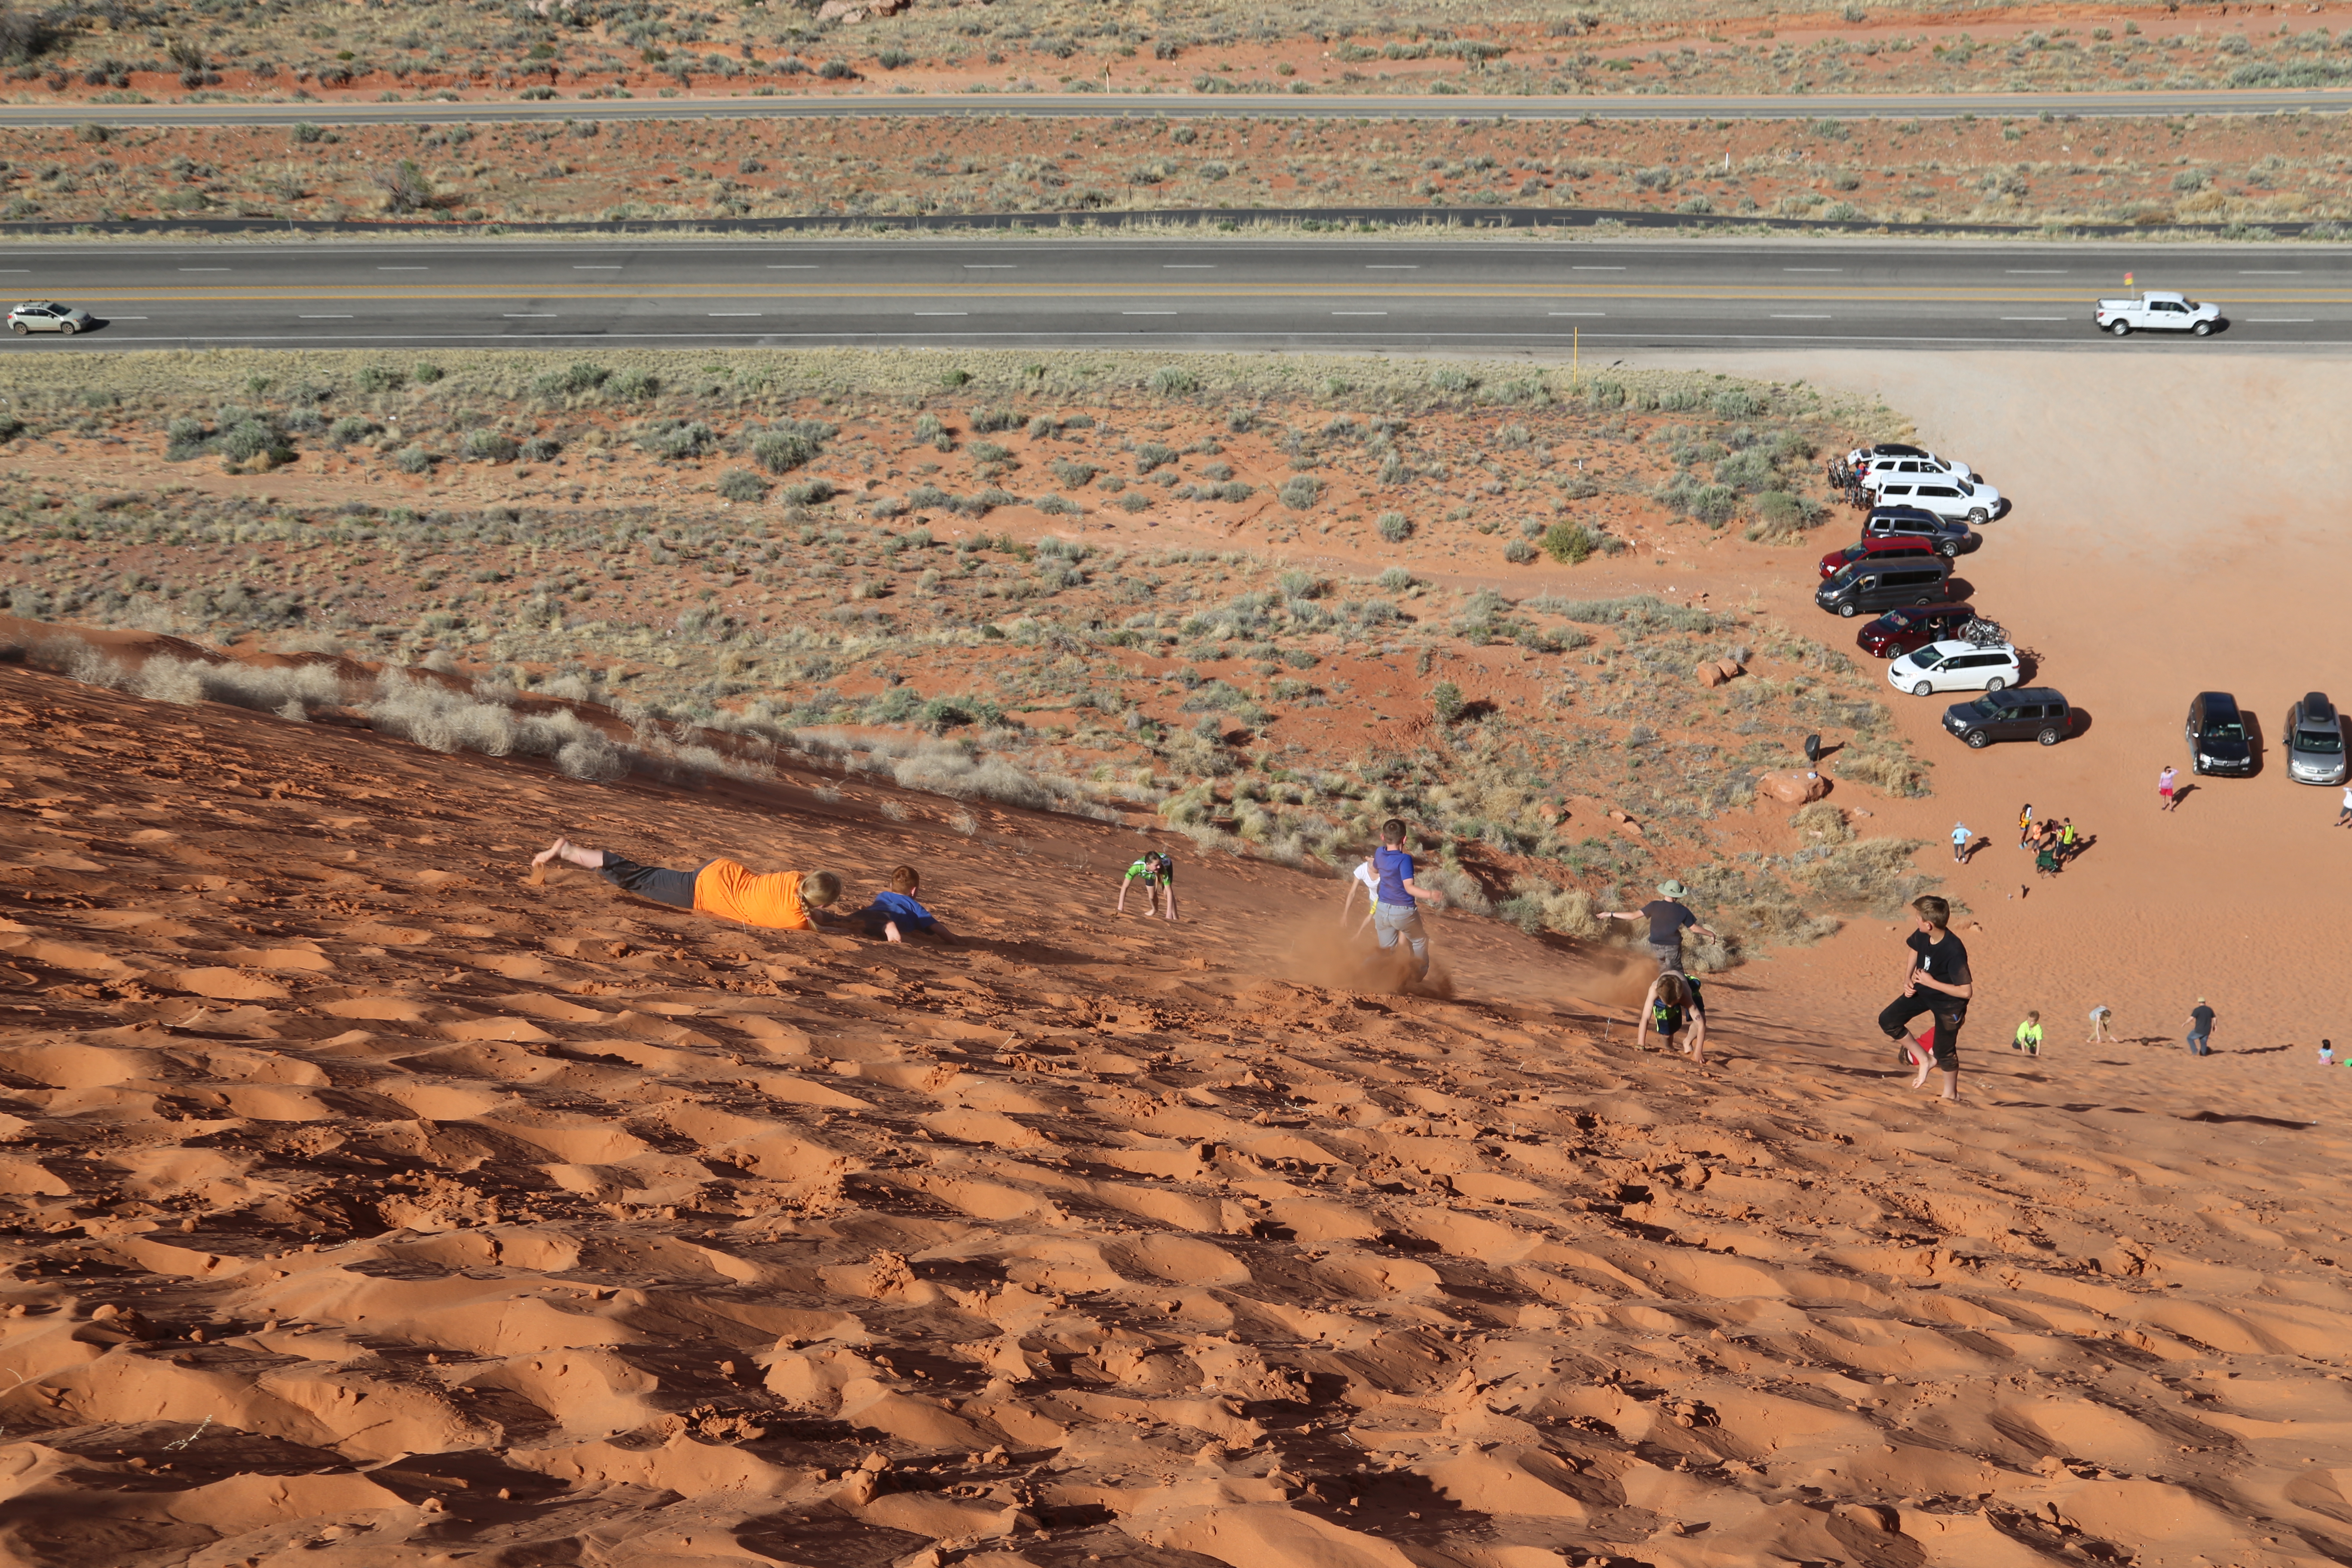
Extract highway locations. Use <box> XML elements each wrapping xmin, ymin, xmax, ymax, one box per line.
<box><xmin>0</xmin><ymin>86</ymin><xmax>2346</xmax><ymax>129</ymax></box>
<box><xmin>2</xmin><ymin>239</ymin><xmax>2346</xmax><ymax>354</ymax></box>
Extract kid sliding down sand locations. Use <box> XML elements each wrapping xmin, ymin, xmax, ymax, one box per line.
<box><xmin>531</xmin><ymin>837</ymin><xmax>841</xmax><ymax>929</ymax></box>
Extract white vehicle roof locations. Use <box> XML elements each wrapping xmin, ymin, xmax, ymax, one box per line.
<box><xmin>2144</xmin><ymin>291</ymin><xmax>2190</xmax><ymax>303</ymax></box>
<box><xmin>1905</xmin><ymin>638</ymin><xmax>2018</xmax><ymax>661</ymax></box>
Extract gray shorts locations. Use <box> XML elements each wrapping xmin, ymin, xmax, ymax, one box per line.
<box><xmin>1646</xmin><ymin>939</ymin><xmax>1686</xmax><ymax>974</ymax></box>
<box><xmin>1372</xmin><ymin>900</ymin><xmax>1428</xmax><ymax>959</ymax></box>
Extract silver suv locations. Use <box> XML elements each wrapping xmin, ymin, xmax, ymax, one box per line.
<box><xmin>7</xmin><ymin>301</ymin><xmax>90</xmax><ymax>335</ymax></box>
<box><xmin>2287</xmin><ymin>692</ymin><xmax>2346</xmax><ymax>786</ymax></box>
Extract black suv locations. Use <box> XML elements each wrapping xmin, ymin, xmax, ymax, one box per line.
<box><xmin>2187</xmin><ymin>691</ymin><xmax>2254</xmax><ymax>776</ymax></box>
<box><xmin>1944</xmin><ymin>687</ymin><xmax>2073</xmax><ymax>748</ymax></box>
<box><xmin>1865</xmin><ymin>504</ymin><xmax>1980</xmax><ymax>557</ymax></box>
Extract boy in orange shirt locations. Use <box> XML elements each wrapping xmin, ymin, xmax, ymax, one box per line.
<box><xmin>530</xmin><ymin>837</ymin><xmax>841</xmax><ymax>930</ymax></box>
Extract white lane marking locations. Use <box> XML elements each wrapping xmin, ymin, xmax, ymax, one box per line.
<box><xmin>108</xmin><ymin>315</ymin><xmax>148</xmax><ymax>319</ymax></box>
<box><xmin>1571</xmin><ymin>265</ymin><xmax>1625</xmax><ymax>270</ymax></box>
<box><xmin>1547</xmin><ymin>311</ymin><xmax>1606</xmax><ymax>317</ymax></box>
<box><xmin>300</xmin><ymin>314</ymin><xmax>354</xmax><ymax>318</ymax></box>
<box><xmin>1122</xmin><ymin>311</ymin><xmax>1177</xmax><ymax>315</ymax></box>
<box><xmin>708</xmin><ymin>312</ymin><xmax>762</xmax><ymax>317</ymax></box>
<box><xmin>178</xmin><ymin>267</ymin><xmax>230</xmax><ymax>272</ymax></box>
<box><xmin>1771</xmin><ymin>314</ymin><xmax>1831</xmax><ymax>318</ymax></box>
<box><xmin>378</xmin><ymin>266</ymin><xmax>428</xmax><ymax>270</ymax></box>
<box><xmin>2004</xmin><ymin>269</ymin><xmax>2067</xmax><ymax>274</ymax></box>
<box><xmin>2250</xmin><ymin>317</ymin><xmax>2316</xmax><ymax>322</ymax></box>
<box><xmin>1366</xmin><ymin>264</ymin><xmax>1419</xmax><ymax>269</ymax></box>
<box><xmin>0</xmin><ymin>269</ymin><xmax>27</xmax><ymax>273</ymax></box>
<box><xmin>504</xmin><ymin>312</ymin><xmax>557</xmax><ymax>318</ymax></box>
<box><xmin>2000</xmin><ymin>316</ymin><xmax>2064</xmax><ymax>321</ymax></box>
<box><xmin>2240</xmin><ymin>270</ymin><xmax>2303</xmax><ymax>275</ymax></box>
<box><xmin>914</xmin><ymin>311</ymin><xmax>968</xmax><ymax>316</ymax></box>
<box><xmin>1332</xmin><ymin>311</ymin><xmax>1388</xmax><ymax>316</ymax></box>
<box><xmin>1162</xmin><ymin>263</ymin><xmax>1215</xmax><ymax>268</ymax></box>
<box><xmin>766</xmin><ymin>264</ymin><xmax>819</xmax><ymax>269</ymax></box>
<box><xmin>963</xmin><ymin>264</ymin><xmax>1015</xmax><ymax>269</ymax></box>
<box><xmin>1783</xmin><ymin>267</ymin><xmax>1842</xmax><ymax>273</ymax></box>
<box><xmin>573</xmin><ymin>264</ymin><xmax>622</xmax><ymax>269</ymax></box>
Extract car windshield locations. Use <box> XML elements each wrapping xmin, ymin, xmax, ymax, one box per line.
<box><xmin>1826</xmin><ymin>566</ymin><xmax>1856</xmax><ymax>588</ymax></box>
<box><xmin>1882</xmin><ymin>613</ymin><xmax>1912</xmax><ymax>631</ymax></box>
<box><xmin>2202</xmin><ymin>720</ymin><xmax>2245</xmax><ymax>742</ymax></box>
<box><xmin>1909</xmin><ymin>647</ymin><xmax>1945</xmax><ymax>670</ymax></box>
<box><xmin>2297</xmin><ymin>728</ymin><xmax>2343</xmax><ymax>753</ymax></box>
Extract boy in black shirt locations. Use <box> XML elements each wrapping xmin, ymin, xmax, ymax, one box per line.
<box><xmin>1877</xmin><ymin>894</ymin><xmax>1974</xmax><ymax>1103</ymax></box>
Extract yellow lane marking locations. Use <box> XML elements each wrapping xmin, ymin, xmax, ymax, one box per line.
<box><xmin>39</xmin><ymin>286</ymin><xmax>2352</xmax><ymax>305</ymax></box>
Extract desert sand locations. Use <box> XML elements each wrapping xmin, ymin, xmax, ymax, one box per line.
<box><xmin>4</xmin><ymin>347</ymin><xmax>2352</xmax><ymax>1568</ymax></box>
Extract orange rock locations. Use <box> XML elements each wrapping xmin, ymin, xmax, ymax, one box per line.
<box><xmin>1759</xmin><ymin>770</ymin><xmax>1830</xmax><ymax>804</ymax></box>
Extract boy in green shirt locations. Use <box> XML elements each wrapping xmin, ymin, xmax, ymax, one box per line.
<box><xmin>2011</xmin><ymin>1011</ymin><xmax>2043</xmax><ymax>1057</ymax></box>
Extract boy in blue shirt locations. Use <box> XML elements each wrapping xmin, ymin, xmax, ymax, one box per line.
<box><xmin>858</xmin><ymin>865</ymin><xmax>943</xmax><ymax>943</ymax></box>
<box><xmin>1370</xmin><ymin>818</ymin><xmax>1444</xmax><ymax>980</ymax></box>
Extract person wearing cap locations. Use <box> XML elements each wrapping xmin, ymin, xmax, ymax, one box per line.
<box><xmin>2186</xmin><ymin>998</ymin><xmax>2216</xmax><ymax>1057</ymax></box>
<box><xmin>1601</xmin><ymin>881</ymin><xmax>1716</xmax><ymax>974</ymax></box>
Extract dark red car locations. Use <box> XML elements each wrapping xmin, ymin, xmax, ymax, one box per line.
<box><xmin>1857</xmin><ymin>603</ymin><xmax>1981</xmax><ymax>658</ymax></box>
<box><xmin>1818</xmin><ymin>535</ymin><xmax>1938</xmax><ymax>579</ymax></box>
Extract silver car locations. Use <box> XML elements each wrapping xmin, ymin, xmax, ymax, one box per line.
<box><xmin>2287</xmin><ymin>692</ymin><xmax>2347</xmax><ymax>786</ymax></box>
<box><xmin>7</xmin><ymin>301</ymin><xmax>90</xmax><ymax>336</ymax></box>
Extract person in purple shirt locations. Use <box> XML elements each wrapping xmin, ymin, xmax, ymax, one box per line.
<box><xmin>858</xmin><ymin>865</ymin><xmax>945</xmax><ymax>943</ymax></box>
<box><xmin>1370</xmin><ymin>818</ymin><xmax>1445</xmax><ymax>980</ymax></box>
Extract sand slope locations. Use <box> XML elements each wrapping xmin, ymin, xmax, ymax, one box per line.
<box><xmin>1</xmin><ymin>658</ymin><xmax>2347</xmax><ymax>1568</ymax></box>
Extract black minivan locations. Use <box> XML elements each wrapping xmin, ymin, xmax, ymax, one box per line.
<box><xmin>1815</xmin><ymin>556</ymin><xmax>1954</xmax><ymax>618</ymax></box>
<box><xmin>2187</xmin><ymin>691</ymin><xmax>2254</xmax><ymax>776</ymax></box>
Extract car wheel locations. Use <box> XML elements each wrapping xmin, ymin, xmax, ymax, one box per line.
<box><xmin>2192</xmin><ymin>319</ymin><xmax>2213</xmax><ymax>337</ymax></box>
<box><xmin>1965</xmin><ymin>730</ymin><xmax>1991</xmax><ymax>749</ymax></box>
<box><xmin>1911</xmin><ymin>680</ymin><xmax>1933</xmax><ymax>697</ymax></box>
<box><xmin>1985</xmin><ymin>676</ymin><xmax>2006</xmax><ymax>693</ymax></box>
<box><xmin>1967</xmin><ymin>508</ymin><xmax>1988</xmax><ymax>524</ymax></box>
<box><xmin>1913</xmin><ymin>596</ymin><xmax>1932</xmax><ymax>606</ymax></box>
<box><xmin>57</xmin><ymin>321</ymin><xmax>73</xmax><ymax>336</ymax></box>
<box><xmin>1838</xmin><ymin>603</ymin><xmax>1856</xmax><ymax>619</ymax></box>
<box><xmin>1939</xmin><ymin>542</ymin><xmax>1958</xmax><ymax>557</ymax></box>
<box><xmin>7</xmin><ymin>322</ymin><xmax>21</xmax><ymax>335</ymax></box>
<box><xmin>2110</xmin><ymin>320</ymin><xmax>2131</xmax><ymax>337</ymax></box>
<box><xmin>2037</xmin><ymin>727</ymin><xmax>2062</xmax><ymax>746</ymax></box>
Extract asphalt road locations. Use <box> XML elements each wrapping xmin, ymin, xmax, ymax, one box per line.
<box><xmin>0</xmin><ymin>86</ymin><xmax>2345</xmax><ymax>129</ymax></box>
<box><xmin>3</xmin><ymin>238</ymin><xmax>2346</xmax><ymax>354</ymax></box>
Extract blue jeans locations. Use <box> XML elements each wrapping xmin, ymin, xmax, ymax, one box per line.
<box><xmin>1372</xmin><ymin>901</ymin><xmax>1428</xmax><ymax>976</ymax></box>
<box><xmin>2187</xmin><ymin>1032</ymin><xmax>2211</xmax><ymax>1056</ymax></box>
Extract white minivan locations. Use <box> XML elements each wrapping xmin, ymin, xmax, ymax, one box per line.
<box><xmin>1872</xmin><ymin>475</ymin><xmax>2002</xmax><ymax>524</ymax></box>
<box><xmin>1888</xmin><ymin>639</ymin><xmax>2022</xmax><ymax>697</ymax></box>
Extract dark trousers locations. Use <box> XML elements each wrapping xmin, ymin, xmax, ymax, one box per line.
<box><xmin>597</xmin><ymin>850</ymin><xmax>703</xmax><ymax>910</ymax></box>
<box><xmin>1880</xmin><ymin>992</ymin><xmax>1966</xmax><ymax>1071</ymax></box>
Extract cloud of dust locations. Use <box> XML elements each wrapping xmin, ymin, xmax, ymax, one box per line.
<box><xmin>1280</xmin><ymin>916</ymin><xmax>1661</xmax><ymax>1012</ymax></box>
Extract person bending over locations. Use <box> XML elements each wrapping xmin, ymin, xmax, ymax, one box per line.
<box><xmin>1877</xmin><ymin>894</ymin><xmax>1973</xmax><ymax>1103</ymax></box>
<box><xmin>1638</xmin><ymin>971</ymin><xmax>1708</xmax><ymax>1065</ymax></box>
<box><xmin>532</xmin><ymin>837</ymin><xmax>840</xmax><ymax>930</ymax></box>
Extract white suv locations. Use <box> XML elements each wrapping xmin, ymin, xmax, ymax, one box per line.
<box><xmin>1871</xmin><ymin>475</ymin><xmax>2002</xmax><ymax>524</ymax></box>
<box><xmin>1861</xmin><ymin>451</ymin><xmax>1974</xmax><ymax>487</ymax></box>
<box><xmin>1888</xmin><ymin>639</ymin><xmax>2022</xmax><ymax>698</ymax></box>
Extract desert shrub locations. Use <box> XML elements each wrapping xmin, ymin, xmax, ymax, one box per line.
<box><xmin>1279</xmin><ymin>476</ymin><xmax>1320</xmax><ymax>511</ymax></box>
<box><xmin>328</xmin><ymin>415</ymin><xmax>376</xmax><ymax>446</ymax></box>
<box><xmin>1149</xmin><ymin>365</ymin><xmax>1199</xmax><ymax>395</ymax></box>
<box><xmin>1710</xmin><ymin>387</ymin><xmax>1764</xmax><ymax>418</ymax></box>
<box><xmin>969</xmin><ymin>406</ymin><xmax>1019</xmax><ymax>432</ymax></box>
<box><xmin>1690</xmin><ymin>484</ymin><xmax>1739</xmax><ymax>525</ymax></box>
<box><xmin>361</xmin><ymin>672</ymin><xmax>515</xmax><ymax>756</ymax></box>
<box><xmin>1746</xmin><ymin>491</ymin><xmax>1823</xmax><ymax>540</ymax></box>
<box><xmin>462</xmin><ymin>429</ymin><xmax>519</xmax><ymax>462</ymax></box>
<box><xmin>1790</xmin><ymin>800</ymin><xmax>1852</xmax><ymax>844</ymax></box>
<box><xmin>1134</xmin><ymin>442</ymin><xmax>1178</xmax><ymax>475</ymax></box>
<box><xmin>1799</xmin><ymin>838</ymin><xmax>1937</xmax><ymax>915</ymax></box>
<box><xmin>1431</xmin><ymin>681</ymin><xmax>1464</xmax><ymax>723</ymax></box>
<box><xmin>1504</xmin><ymin>539</ymin><xmax>1535</xmax><ymax>564</ymax></box>
<box><xmin>610</xmin><ymin>369</ymin><xmax>660</xmax><ymax>401</ymax></box>
<box><xmin>1377</xmin><ymin>511</ymin><xmax>1412</xmax><ymax>542</ymax></box>
<box><xmin>640</xmin><ymin>419</ymin><xmax>717</xmax><ymax>460</ymax></box>
<box><xmin>890</xmin><ymin>743</ymin><xmax>1053</xmax><ymax>811</ymax></box>
<box><xmin>1584</xmin><ymin>378</ymin><xmax>1627</xmax><ymax>410</ymax></box>
<box><xmin>129</xmin><ymin>657</ymin><xmax>204</xmax><ymax>705</ymax></box>
<box><xmin>356</xmin><ymin>366</ymin><xmax>404</xmax><ymax>396</ymax></box>
<box><xmin>521</xmin><ymin>437</ymin><xmax>563</xmax><ymax>462</ymax></box>
<box><xmin>1527</xmin><ymin>594</ymin><xmax>1717</xmax><ymax>632</ymax></box>
<box><xmin>1418</xmin><ymin>861</ymin><xmax>1490</xmax><ymax>915</ymax></box>
<box><xmin>717</xmin><ymin>468</ymin><xmax>767</xmax><ymax>501</ymax></box>
<box><xmin>1500</xmin><ymin>876</ymin><xmax>1602</xmax><ymax>938</ymax></box>
<box><xmin>533</xmin><ymin>361</ymin><xmax>609</xmax><ymax>397</ymax></box>
<box><xmin>1541</xmin><ymin>520</ymin><xmax>1596</xmax><ymax>563</ymax></box>
<box><xmin>393</xmin><ymin>445</ymin><xmax>433</xmax><ymax>474</ymax></box>
<box><xmin>555</xmin><ymin>734</ymin><xmax>628</xmax><ymax>781</ymax></box>
<box><xmin>1837</xmin><ymin>745</ymin><xmax>1932</xmax><ymax>798</ymax></box>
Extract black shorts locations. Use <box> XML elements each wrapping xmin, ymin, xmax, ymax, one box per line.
<box><xmin>597</xmin><ymin>851</ymin><xmax>706</xmax><ymax>910</ymax></box>
<box><xmin>1880</xmin><ymin>992</ymin><xmax>1966</xmax><ymax>1072</ymax></box>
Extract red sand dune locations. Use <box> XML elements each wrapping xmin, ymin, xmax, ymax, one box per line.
<box><xmin>3</xmin><ymin>649</ymin><xmax>2351</xmax><ymax>1568</ymax></box>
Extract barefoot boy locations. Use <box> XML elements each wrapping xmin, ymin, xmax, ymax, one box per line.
<box><xmin>1876</xmin><ymin>894</ymin><xmax>1974</xmax><ymax>1103</ymax></box>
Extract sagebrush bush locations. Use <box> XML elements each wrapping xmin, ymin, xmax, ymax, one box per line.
<box><xmin>1378</xmin><ymin>512</ymin><xmax>1411</xmax><ymax>542</ymax></box>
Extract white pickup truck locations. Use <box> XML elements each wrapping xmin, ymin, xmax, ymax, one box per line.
<box><xmin>2094</xmin><ymin>291</ymin><xmax>2221</xmax><ymax>337</ymax></box>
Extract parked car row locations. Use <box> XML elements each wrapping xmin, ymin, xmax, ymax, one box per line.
<box><xmin>1813</xmin><ymin>445</ymin><xmax>2073</xmax><ymax>750</ymax></box>
<box><xmin>2181</xmin><ymin>690</ymin><xmax>2346</xmax><ymax>785</ymax></box>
